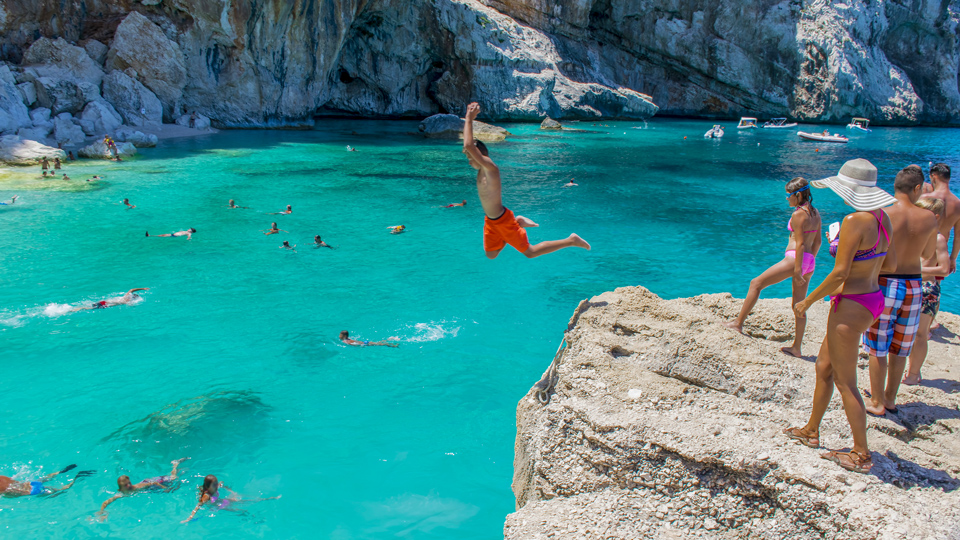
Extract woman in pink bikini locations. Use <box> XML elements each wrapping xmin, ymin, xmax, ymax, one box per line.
<box><xmin>725</xmin><ymin>177</ymin><xmax>821</xmax><ymax>357</ymax></box>
<box><xmin>787</xmin><ymin>158</ymin><xmax>897</xmax><ymax>474</ymax></box>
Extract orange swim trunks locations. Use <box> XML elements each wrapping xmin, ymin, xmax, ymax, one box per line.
<box><xmin>483</xmin><ymin>208</ymin><xmax>530</xmax><ymax>253</ymax></box>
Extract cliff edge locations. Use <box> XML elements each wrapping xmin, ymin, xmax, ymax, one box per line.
<box><xmin>507</xmin><ymin>287</ymin><xmax>960</xmax><ymax>539</ymax></box>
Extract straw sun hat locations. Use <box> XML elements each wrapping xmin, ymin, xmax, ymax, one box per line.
<box><xmin>811</xmin><ymin>158</ymin><xmax>896</xmax><ymax>211</ymax></box>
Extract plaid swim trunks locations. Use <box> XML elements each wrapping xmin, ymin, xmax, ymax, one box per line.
<box><xmin>921</xmin><ymin>279</ymin><xmax>941</xmax><ymax>318</ymax></box>
<box><xmin>862</xmin><ymin>276</ymin><xmax>922</xmax><ymax>357</ymax></box>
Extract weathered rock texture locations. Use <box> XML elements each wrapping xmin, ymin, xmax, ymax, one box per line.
<box><xmin>418</xmin><ymin>113</ymin><xmax>512</xmax><ymax>141</ymax></box>
<box><xmin>0</xmin><ymin>0</ymin><xmax>957</xmax><ymax>126</ymax></box>
<box><xmin>0</xmin><ymin>135</ymin><xmax>65</xmax><ymax>164</ymax></box>
<box><xmin>507</xmin><ymin>287</ymin><xmax>960</xmax><ymax>539</ymax></box>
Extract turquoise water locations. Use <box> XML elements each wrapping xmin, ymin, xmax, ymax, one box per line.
<box><xmin>1</xmin><ymin>119</ymin><xmax>958</xmax><ymax>538</ymax></box>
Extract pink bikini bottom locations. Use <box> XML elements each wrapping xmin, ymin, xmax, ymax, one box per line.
<box><xmin>831</xmin><ymin>290</ymin><xmax>885</xmax><ymax>321</ymax></box>
<box><xmin>785</xmin><ymin>250</ymin><xmax>816</xmax><ymax>275</ymax></box>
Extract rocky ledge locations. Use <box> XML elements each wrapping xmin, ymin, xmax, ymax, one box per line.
<box><xmin>507</xmin><ymin>287</ymin><xmax>960</xmax><ymax>539</ymax></box>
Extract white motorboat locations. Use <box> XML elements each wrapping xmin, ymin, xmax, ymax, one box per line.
<box><xmin>737</xmin><ymin>117</ymin><xmax>758</xmax><ymax>129</ymax></box>
<box><xmin>847</xmin><ymin>117</ymin><xmax>871</xmax><ymax>132</ymax></box>
<box><xmin>704</xmin><ymin>125</ymin><xmax>724</xmax><ymax>138</ymax></box>
<box><xmin>797</xmin><ymin>131</ymin><xmax>848</xmax><ymax>143</ymax></box>
<box><xmin>762</xmin><ymin>117</ymin><xmax>798</xmax><ymax>129</ymax></box>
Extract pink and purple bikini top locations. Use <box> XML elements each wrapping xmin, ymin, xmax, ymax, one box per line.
<box><xmin>828</xmin><ymin>210</ymin><xmax>888</xmax><ymax>261</ymax></box>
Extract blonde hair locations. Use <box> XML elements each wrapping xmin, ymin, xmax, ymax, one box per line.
<box><xmin>916</xmin><ymin>197</ymin><xmax>944</xmax><ymax>217</ymax></box>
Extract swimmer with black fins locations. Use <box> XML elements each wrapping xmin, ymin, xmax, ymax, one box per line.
<box><xmin>1</xmin><ymin>464</ymin><xmax>94</xmax><ymax>498</ymax></box>
<box><xmin>71</xmin><ymin>288</ymin><xmax>149</xmax><ymax>311</ymax></box>
<box><xmin>339</xmin><ymin>330</ymin><xmax>399</xmax><ymax>347</ymax></box>
<box><xmin>146</xmin><ymin>229</ymin><xmax>196</xmax><ymax>239</ymax></box>
<box><xmin>96</xmin><ymin>458</ymin><xmax>189</xmax><ymax>521</ymax></box>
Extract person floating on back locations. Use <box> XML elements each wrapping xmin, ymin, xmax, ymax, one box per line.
<box><xmin>96</xmin><ymin>458</ymin><xmax>189</xmax><ymax>521</ymax></box>
<box><xmin>462</xmin><ymin>102</ymin><xmax>589</xmax><ymax>259</ymax></box>
<box><xmin>146</xmin><ymin>229</ymin><xmax>196</xmax><ymax>239</ymax></box>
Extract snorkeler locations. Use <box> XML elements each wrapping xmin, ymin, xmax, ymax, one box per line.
<box><xmin>280</xmin><ymin>240</ymin><xmax>297</xmax><ymax>252</ymax></box>
<box><xmin>339</xmin><ymin>330</ymin><xmax>399</xmax><ymax>347</ymax></box>
<box><xmin>314</xmin><ymin>235</ymin><xmax>334</xmax><ymax>249</ymax></box>
<box><xmin>1</xmin><ymin>464</ymin><xmax>94</xmax><ymax>497</ymax></box>
<box><xmin>268</xmin><ymin>205</ymin><xmax>292</xmax><ymax>215</ymax></box>
<box><xmin>444</xmin><ymin>200</ymin><xmax>467</xmax><ymax>208</ymax></box>
<box><xmin>71</xmin><ymin>288</ymin><xmax>149</xmax><ymax>311</ymax></box>
<box><xmin>123</xmin><ymin>198</ymin><xmax>136</xmax><ymax>209</ymax></box>
<box><xmin>227</xmin><ymin>199</ymin><xmax>248</xmax><ymax>209</ymax></box>
<box><xmin>182</xmin><ymin>475</ymin><xmax>280</xmax><ymax>523</ymax></box>
<box><xmin>0</xmin><ymin>195</ymin><xmax>18</xmax><ymax>205</ymax></box>
<box><xmin>96</xmin><ymin>458</ymin><xmax>189</xmax><ymax>521</ymax></box>
<box><xmin>146</xmin><ymin>229</ymin><xmax>196</xmax><ymax>239</ymax></box>
<box><xmin>462</xmin><ymin>102</ymin><xmax>590</xmax><ymax>259</ymax></box>
<box><xmin>263</xmin><ymin>223</ymin><xmax>286</xmax><ymax>235</ymax></box>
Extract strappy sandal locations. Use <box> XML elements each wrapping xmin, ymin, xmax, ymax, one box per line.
<box><xmin>783</xmin><ymin>426</ymin><xmax>820</xmax><ymax>448</ymax></box>
<box><xmin>821</xmin><ymin>449</ymin><xmax>873</xmax><ymax>473</ymax></box>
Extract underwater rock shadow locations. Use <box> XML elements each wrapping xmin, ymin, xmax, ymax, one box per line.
<box><xmin>101</xmin><ymin>390</ymin><xmax>273</xmax><ymax>462</ymax></box>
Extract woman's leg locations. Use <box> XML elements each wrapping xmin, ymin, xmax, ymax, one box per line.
<box><xmin>782</xmin><ymin>272</ymin><xmax>813</xmax><ymax>357</ymax></box>
<box><xmin>904</xmin><ymin>313</ymin><xmax>933</xmax><ymax>385</ymax></box>
<box><xmin>801</xmin><ymin>334</ymin><xmax>834</xmax><ymax>437</ymax></box>
<box><xmin>826</xmin><ymin>299</ymin><xmax>876</xmax><ymax>456</ymax></box>
<box><xmin>725</xmin><ymin>257</ymin><xmax>794</xmax><ymax>332</ymax></box>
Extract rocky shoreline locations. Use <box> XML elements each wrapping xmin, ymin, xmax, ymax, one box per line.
<box><xmin>507</xmin><ymin>287</ymin><xmax>960</xmax><ymax>539</ymax></box>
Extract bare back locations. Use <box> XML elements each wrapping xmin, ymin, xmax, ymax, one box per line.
<box><xmin>922</xmin><ymin>185</ymin><xmax>960</xmax><ymax>237</ymax></box>
<box><xmin>839</xmin><ymin>211</ymin><xmax>894</xmax><ymax>295</ymax></box>
<box><xmin>884</xmin><ymin>200</ymin><xmax>938</xmax><ymax>275</ymax></box>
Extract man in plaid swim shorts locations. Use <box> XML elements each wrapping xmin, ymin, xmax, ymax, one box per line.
<box><xmin>862</xmin><ymin>166</ymin><xmax>938</xmax><ymax>416</ymax></box>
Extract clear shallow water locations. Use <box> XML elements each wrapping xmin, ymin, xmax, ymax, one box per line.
<box><xmin>1</xmin><ymin>119</ymin><xmax>958</xmax><ymax>538</ymax></box>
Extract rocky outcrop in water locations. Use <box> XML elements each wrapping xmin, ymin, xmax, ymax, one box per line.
<box><xmin>507</xmin><ymin>287</ymin><xmax>960</xmax><ymax>539</ymax></box>
<box><xmin>0</xmin><ymin>134</ymin><xmax>64</xmax><ymax>164</ymax></box>
<box><xmin>0</xmin><ymin>0</ymin><xmax>956</xmax><ymax>129</ymax></box>
<box><xmin>418</xmin><ymin>113</ymin><xmax>511</xmax><ymax>142</ymax></box>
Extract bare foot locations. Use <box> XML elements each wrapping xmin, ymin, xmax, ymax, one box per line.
<box><xmin>780</xmin><ymin>346</ymin><xmax>802</xmax><ymax>358</ymax></box>
<box><xmin>864</xmin><ymin>399</ymin><xmax>887</xmax><ymax>416</ymax></box>
<box><xmin>722</xmin><ymin>321</ymin><xmax>744</xmax><ymax>334</ymax></box>
<box><xmin>172</xmin><ymin>457</ymin><xmax>190</xmax><ymax>465</ymax></box>
<box><xmin>930</xmin><ymin>320</ymin><xmax>940</xmax><ymax>330</ymax></box>
<box><xmin>515</xmin><ymin>216</ymin><xmax>539</xmax><ymax>228</ymax></box>
<box><xmin>901</xmin><ymin>374</ymin><xmax>922</xmax><ymax>385</ymax></box>
<box><xmin>569</xmin><ymin>234</ymin><xmax>590</xmax><ymax>250</ymax></box>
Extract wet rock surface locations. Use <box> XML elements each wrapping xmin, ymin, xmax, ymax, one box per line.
<box><xmin>507</xmin><ymin>287</ymin><xmax>960</xmax><ymax>539</ymax></box>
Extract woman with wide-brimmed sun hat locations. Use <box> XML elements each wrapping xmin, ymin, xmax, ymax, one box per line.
<box><xmin>785</xmin><ymin>158</ymin><xmax>897</xmax><ymax>474</ymax></box>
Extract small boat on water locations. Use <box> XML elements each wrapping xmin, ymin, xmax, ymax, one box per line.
<box><xmin>762</xmin><ymin>118</ymin><xmax>798</xmax><ymax>129</ymax></box>
<box><xmin>847</xmin><ymin>117</ymin><xmax>871</xmax><ymax>132</ymax></box>
<box><xmin>797</xmin><ymin>131</ymin><xmax>848</xmax><ymax>143</ymax></box>
<box><xmin>704</xmin><ymin>125</ymin><xmax>724</xmax><ymax>138</ymax></box>
<box><xmin>737</xmin><ymin>117</ymin><xmax>758</xmax><ymax>129</ymax></box>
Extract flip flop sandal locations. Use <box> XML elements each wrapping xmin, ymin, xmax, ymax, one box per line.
<box><xmin>821</xmin><ymin>450</ymin><xmax>873</xmax><ymax>474</ymax></box>
<box><xmin>783</xmin><ymin>426</ymin><xmax>820</xmax><ymax>448</ymax></box>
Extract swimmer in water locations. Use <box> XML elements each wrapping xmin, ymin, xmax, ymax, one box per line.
<box><xmin>41</xmin><ymin>170</ymin><xmax>49</xmax><ymax>177</ymax></box>
<box><xmin>71</xmin><ymin>288</ymin><xmax>149</xmax><ymax>311</ymax></box>
<box><xmin>268</xmin><ymin>205</ymin><xmax>292</xmax><ymax>215</ymax></box>
<box><xmin>444</xmin><ymin>200</ymin><xmax>467</xmax><ymax>208</ymax></box>
<box><xmin>1</xmin><ymin>464</ymin><xmax>94</xmax><ymax>498</ymax></box>
<box><xmin>0</xmin><ymin>195</ymin><xmax>18</xmax><ymax>205</ymax></box>
<box><xmin>226</xmin><ymin>199</ymin><xmax>248</xmax><ymax>209</ymax></box>
<box><xmin>40</xmin><ymin>156</ymin><xmax>49</xmax><ymax>172</ymax></box>
<box><xmin>263</xmin><ymin>222</ymin><xmax>286</xmax><ymax>235</ymax></box>
<box><xmin>280</xmin><ymin>240</ymin><xmax>297</xmax><ymax>252</ymax></box>
<box><xmin>390</xmin><ymin>225</ymin><xmax>406</xmax><ymax>234</ymax></box>
<box><xmin>146</xmin><ymin>228</ymin><xmax>196</xmax><ymax>239</ymax></box>
<box><xmin>62</xmin><ymin>173</ymin><xmax>70</xmax><ymax>180</ymax></box>
<box><xmin>314</xmin><ymin>235</ymin><xmax>334</xmax><ymax>248</ymax></box>
<box><xmin>563</xmin><ymin>179</ymin><xmax>578</xmax><ymax>187</ymax></box>
<box><xmin>122</xmin><ymin>198</ymin><xmax>136</xmax><ymax>209</ymax></box>
<box><xmin>86</xmin><ymin>175</ymin><xmax>103</xmax><ymax>182</ymax></box>
<box><xmin>96</xmin><ymin>458</ymin><xmax>189</xmax><ymax>521</ymax></box>
<box><xmin>181</xmin><ymin>475</ymin><xmax>280</xmax><ymax>523</ymax></box>
<box><xmin>54</xmin><ymin>157</ymin><xmax>62</xmax><ymax>170</ymax></box>
<box><xmin>339</xmin><ymin>330</ymin><xmax>399</xmax><ymax>347</ymax></box>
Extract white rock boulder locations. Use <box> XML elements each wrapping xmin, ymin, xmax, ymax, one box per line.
<box><xmin>79</xmin><ymin>99</ymin><xmax>123</xmax><ymax>135</ymax></box>
<box><xmin>78</xmin><ymin>140</ymin><xmax>137</xmax><ymax>160</ymax></box>
<box><xmin>28</xmin><ymin>76</ymin><xmax>99</xmax><ymax>116</ymax></box>
<box><xmin>16</xmin><ymin>82</ymin><xmax>36</xmax><ymax>106</ymax></box>
<box><xmin>23</xmin><ymin>37</ymin><xmax>105</xmax><ymax>86</ymax></box>
<box><xmin>82</xmin><ymin>39</ymin><xmax>109</xmax><ymax>65</ymax></box>
<box><xmin>0</xmin><ymin>134</ymin><xmax>65</xmax><ymax>165</ymax></box>
<box><xmin>175</xmin><ymin>112</ymin><xmax>212</xmax><ymax>130</ymax></box>
<box><xmin>30</xmin><ymin>108</ymin><xmax>52</xmax><ymax>125</ymax></box>
<box><xmin>0</xmin><ymin>66</ymin><xmax>31</xmax><ymax>134</ymax></box>
<box><xmin>107</xmin><ymin>12</ymin><xmax>187</xmax><ymax>120</ymax></box>
<box><xmin>418</xmin><ymin>113</ymin><xmax>511</xmax><ymax>142</ymax></box>
<box><xmin>102</xmin><ymin>71</ymin><xmax>163</xmax><ymax>127</ymax></box>
<box><xmin>53</xmin><ymin>116</ymin><xmax>87</xmax><ymax>146</ymax></box>
<box><xmin>540</xmin><ymin>117</ymin><xmax>562</xmax><ymax>130</ymax></box>
<box><xmin>114</xmin><ymin>126</ymin><xmax>158</xmax><ymax>148</ymax></box>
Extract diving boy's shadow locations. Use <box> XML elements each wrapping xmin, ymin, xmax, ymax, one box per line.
<box><xmin>872</xmin><ymin>450</ymin><xmax>959</xmax><ymax>492</ymax></box>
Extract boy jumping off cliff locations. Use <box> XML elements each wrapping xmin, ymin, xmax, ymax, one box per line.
<box><xmin>462</xmin><ymin>102</ymin><xmax>590</xmax><ymax>259</ymax></box>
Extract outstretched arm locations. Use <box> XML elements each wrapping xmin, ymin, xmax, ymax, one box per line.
<box><xmin>98</xmin><ymin>494</ymin><xmax>122</xmax><ymax>517</ymax></box>
<box><xmin>127</xmin><ymin>288</ymin><xmax>149</xmax><ymax>294</ymax></box>
<box><xmin>182</xmin><ymin>494</ymin><xmax>209</xmax><ymax>523</ymax></box>
<box><xmin>462</xmin><ymin>103</ymin><xmax>497</xmax><ymax>171</ymax></box>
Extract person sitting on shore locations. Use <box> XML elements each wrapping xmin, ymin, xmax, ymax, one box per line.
<box><xmin>0</xmin><ymin>195</ymin><xmax>18</xmax><ymax>205</ymax></box>
<box><xmin>96</xmin><ymin>458</ymin><xmax>189</xmax><ymax>521</ymax></box>
<box><xmin>724</xmin><ymin>177</ymin><xmax>821</xmax><ymax>357</ymax></box>
<box><xmin>268</xmin><ymin>205</ymin><xmax>292</xmax><ymax>215</ymax></box>
<box><xmin>71</xmin><ymin>288</ymin><xmax>149</xmax><ymax>311</ymax></box>
<box><xmin>463</xmin><ymin>102</ymin><xmax>590</xmax><ymax>259</ymax></box>
<box><xmin>123</xmin><ymin>198</ymin><xmax>136</xmax><ymax>209</ymax></box>
<box><xmin>263</xmin><ymin>222</ymin><xmax>285</xmax><ymax>236</ymax></box>
<box><xmin>444</xmin><ymin>200</ymin><xmax>467</xmax><ymax>208</ymax></box>
<box><xmin>339</xmin><ymin>330</ymin><xmax>398</xmax><ymax>347</ymax></box>
<box><xmin>862</xmin><ymin>165</ymin><xmax>938</xmax><ymax>417</ymax></box>
<box><xmin>787</xmin><ymin>158</ymin><xmax>897</xmax><ymax>474</ymax></box>
<box><xmin>182</xmin><ymin>475</ymin><xmax>280</xmax><ymax>523</ymax></box>
<box><xmin>1</xmin><ymin>464</ymin><xmax>93</xmax><ymax>497</ymax></box>
<box><xmin>314</xmin><ymin>235</ymin><xmax>333</xmax><ymax>248</ymax></box>
<box><xmin>280</xmin><ymin>240</ymin><xmax>296</xmax><ymax>251</ymax></box>
<box><xmin>146</xmin><ymin>229</ymin><xmax>196</xmax><ymax>239</ymax></box>
<box><xmin>904</xmin><ymin>198</ymin><xmax>950</xmax><ymax>386</ymax></box>
<box><xmin>920</xmin><ymin>164</ymin><xmax>959</xmax><ymax>331</ymax></box>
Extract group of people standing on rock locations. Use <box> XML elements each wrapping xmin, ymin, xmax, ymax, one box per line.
<box><xmin>726</xmin><ymin>159</ymin><xmax>956</xmax><ymax>474</ymax></box>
